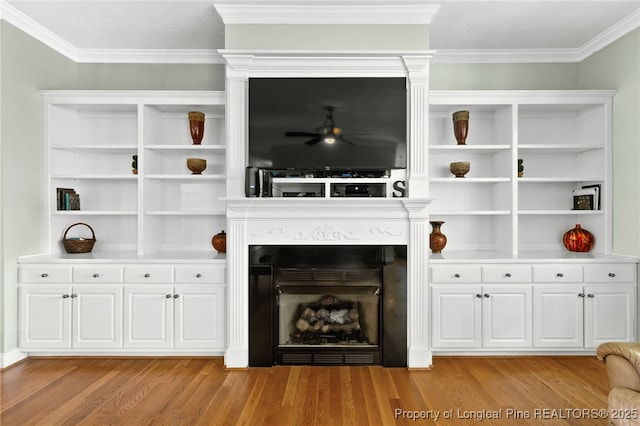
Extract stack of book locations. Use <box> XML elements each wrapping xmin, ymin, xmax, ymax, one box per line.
<box><xmin>572</xmin><ymin>184</ymin><xmax>600</xmax><ymax>210</ymax></box>
<box><xmin>56</xmin><ymin>188</ymin><xmax>80</xmax><ymax>210</ymax></box>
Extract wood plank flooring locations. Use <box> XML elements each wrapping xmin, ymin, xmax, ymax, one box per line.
<box><xmin>1</xmin><ymin>356</ymin><xmax>610</xmax><ymax>425</ymax></box>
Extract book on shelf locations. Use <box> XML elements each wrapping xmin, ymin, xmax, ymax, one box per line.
<box><xmin>572</xmin><ymin>187</ymin><xmax>599</xmax><ymax>211</ymax></box>
<box><xmin>56</xmin><ymin>188</ymin><xmax>80</xmax><ymax>211</ymax></box>
<box><xmin>581</xmin><ymin>184</ymin><xmax>601</xmax><ymax>210</ymax></box>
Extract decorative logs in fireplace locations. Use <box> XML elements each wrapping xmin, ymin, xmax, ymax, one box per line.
<box><xmin>290</xmin><ymin>295</ymin><xmax>367</xmax><ymax>344</ymax></box>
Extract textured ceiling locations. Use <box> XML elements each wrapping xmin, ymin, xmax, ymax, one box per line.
<box><xmin>3</xmin><ymin>0</ymin><xmax>640</xmax><ymax>55</ymax></box>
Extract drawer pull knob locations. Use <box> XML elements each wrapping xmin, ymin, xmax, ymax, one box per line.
<box><xmin>62</xmin><ymin>294</ymin><xmax>69</xmax><ymax>299</ymax></box>
<box><xmin>608</xmin><ymin>273</ymin><xmax>616</xmax><ymax>278</ymax></box>
<box><xmin>476</xmin><ymin>294</ymin><xmax>482</xmax><ymax>298</ymax></box>
<box><xmin>587</xmin><ymin>294</ymin><xmax>595</xmax><ymax>298</ymax></box>
<box><xmin>454</xmin><ymin>273</ymin><xmax>461</xmax><ymax>278</ymax></box>
<box><xmin>144</xmin><ymin>273</ymin><xmax>151</xmax><ymax>278</ymax></box>
<box><xmin>578</xmin><ymin>293</ymin><xmax>585</xmax><ymax>298</ymax></box>
<box><xmin>196</xmin><ymin>273</ymin><xmax>202</xmax><ymax>278</ymax></box>
<box><xmin>556</xmin><ymin>273</ymin><xmax>564</xmax><ymax>278</ymax></box>
<box><xmin>174</xmin><ymin>294</ymin><xmax>180</xmax><ymax>299</ymax></box>
<box><xmin>71</xmin><ymin>294</ymin><xmax>77</xmax><ymax>298</ymax></box>
<box><xmin>93</xmin><ymin>273</ymin><xmax>100</xmax><ymax>278</ymax></box>
<box><xmin>41</xmin><ymin>273</ymin><xmax>48</xmax><ymax>278</ymax></box>
<box><xmin>505</xmin><ymin>273</ymin><xmax>512</xmax><ymax>278</ymax></box>
<box><xmin>166</xmin><ymin>294</ymin><xmax>172</xmax><ymax>299</ymax></box>
<box><xmin>484</xmin><ymin>293</ymin><xmax>490</xmax><ymax>298</ymax></box>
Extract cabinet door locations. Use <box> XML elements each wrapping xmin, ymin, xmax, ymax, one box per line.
<box><xmin>431</xmin><ymin>285</ymin><xmax>482</xmax><ymax>348</ymax></box>
<box><xmin>174</xmin><ymin>286</ymin><xmax>225</xmax><ymax>349</ymax></box>
<box><xmin>72</xmin><ymin>285</ymin><xmax>123</xmax><ymax>349</ymax></box>
<box><xmin>533</xmin><ymin>284</ymin><xmax>584</xmax><ymax>348</ymax></box>
<box><xmin>124</xmin><ymin>285</ymin><xmax>173</xmax><ymax>348</ymax></box>
<box><xmin>584</xmin><ymin>284</ymin><xmax>636</xmax><ymax>348</ymax></box>
<box><xmin>19</xmin><ymin>285</ymin><xmax>72</xmax><ymax>349</ymax></box>
<box><xmin>482</xmin><ymin>285</ymin><xmax>532</xmax><ymax>348</ymax></box>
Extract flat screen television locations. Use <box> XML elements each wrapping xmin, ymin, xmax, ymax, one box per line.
<box><xmin>248</xmin><ymin>77</ymin><xmax>407</xmax><ymax>171</ymax></box>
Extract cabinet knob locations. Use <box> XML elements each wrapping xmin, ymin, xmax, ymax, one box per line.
<box><xmin>454</xmin><ymin>273</ymin><xmax>461</xmax><ymax>278</ymax></box>
<box><xmin>578</xmin><ymin>293</ymin><xmax>585</xmax><ymax>298</ymax></box>
<box><xmin>556</xmin><ymin>273</ymin><xmax>564</xmax><ymax>278</ymax></box>
<box><xmin>587</xmin><ymin>294</ymin><xmax>595</xmax><ymax>298</ymax></box>
<box><xmin>144</xmin><ymin>273</ymin><xmax>151</xmax><ymax>278</ymax></box>
<box><xmin>62</xmin><ymin>294</ymin><xmax>69</xmax><ymax>299</ymax></box>
<box><xmin>196</xmin><ymin>273</ymin><xmax>202</xmax><ymax>278</ymax></box>
<box><xmin>71</xmin><ymin>294</ymin><xmax>77</xmax><ymax>298</ymax></box>
<box><xmin>41</xmin><ymin>273</ymin><xmax>48</xmax><ymax>278</ymax></box>
<box><xmin>483</xmin><ymin>293</ymin><xmax>490</xmax><ymax>298</ymax></box>
<box><xmin>505</xmin><ymin>273</ymin><xmax>512</xmax><ymax>278</ymax></box>
<box><xmin>608</xmin><ymin>273</ymin><xmax>616</xmax><ymax>278</ymax></box>
<box><xmin>476</xmin><ymin>293</ymin><xmax>482</xmax><ymax>298</ymax></box>
<box><xmin>165</xmin><ymin>294</ymin><xmax>172</xmax><ymax>299</ymax></box>
<box><xmin>93</xmin><ymin>273</ymin><xmax>100</xmax><ymax>278</ymax></box>
<box><xmin>174</xmin><ymin>294</ymin><xmax>180</xmax><ymax>299</ymax></box>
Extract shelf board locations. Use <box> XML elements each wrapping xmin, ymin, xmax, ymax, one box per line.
<box><xmin>518</xmin><ymin>144</ymin><xmax>604</xmax><ymax>154</ymax></box>
<box><xmin>144</xmin><ymin>174</ymin><xmax>226</xmax><ymax>181</ymax></box>
<box><xmin>145</xmin><ymin>211</ymin><xmax>226</xmax><ymax>216</ymax></box>
<box><xmin>430</xmin><ymin>177</ymin><xmax>511</xmax><ymax>183</ymax></box>
<box><xmin>52</xmin><ymin>210</ymin><xmax>137</xmax><ymax>216</ymax></box>
<box><xmin>51</xmin><ymin>145</ymin><xmax>138</xmax><ymax>153</ymax></box>
<box><xmin>430</xmin><ymin>210</ymin><xmax>511</xmax><ymax>216</ymax></box>
<box><xmin>51</xmin><ymin>175</ymin><xmax>137</xmax><ymax>180</ymax></box>
<box><xmin>145</xmin><ymin>144</ymin><xmax>226</xmax><ymax>152</ymax></box>
<box><xmin>429</xmin><ymin>144</ymin><xmax>511</xmax><ymax>154</ymax></box>
<box><xmin>518</xmin><ymin>177</ymin><xmax>603</xmax><ymax>183</ymax></box>
<box><xmin>519</xmin><ymin>210</ymin><xmax>604</xmax><ymax>215</ymax></box>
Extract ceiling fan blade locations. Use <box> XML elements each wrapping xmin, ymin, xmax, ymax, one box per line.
<box><xmin>285</xmin><ymin>131</ymin><xmax>320</xmax><ymax>137</ymax></box>
<box><xmin>340</xmin><ymin>137</ymin><xmax>356</xmax><ymax>146</ymax></box>
<box><xmin>305</xmin><ymin>137</ymin><xmax>323</xmax><ymax>145</ymax></box>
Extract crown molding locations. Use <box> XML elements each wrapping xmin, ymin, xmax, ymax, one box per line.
<box><xmin>212</xmin><ymin>0</ymin><xmax>440</xmax><ymax>24</ymax></box>
<box><xmin>434</xmin><ymin>8</ymin><xmax>640</xmax><ymax>64</ymax></box>
<box><xmin>74</xmin><ymin>49</ymin><xmax>225</xmax><ymax>64</ymax></box>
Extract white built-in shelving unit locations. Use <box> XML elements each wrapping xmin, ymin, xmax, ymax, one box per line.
<box><xmin>428</xmin><ymin>90</ymin><xmax>614</xmax><ymax>257</ymax></box>
<box><xmin>44</xmin><ymin>91</ymin><xmax>227</xmax><ymax>259</ymax></box>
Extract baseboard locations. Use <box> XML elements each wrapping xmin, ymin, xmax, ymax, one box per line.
<box><xmin>1</xmin><ymin>348</ymin><xmax>28</xmax><ymax>369</ymax></box>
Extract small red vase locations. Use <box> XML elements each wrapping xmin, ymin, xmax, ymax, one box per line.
<box><xmin>188</xmin><ymin>111</ymin><xmax>205</xmax><ymax>145</ymax></box>
<box><xmin>430</xmin><ymin>221</ymin><xmax>447</xmax><ymax>254</ymax></box>
<box><xmin>212</xmin><ymin>230</ymin><xmax>226</xmax><ymax>253</ymax></box>
<box><xmin>562</xmin><ymin>224</ymin><xmax>594</xmax><ymax>252</ymax></box>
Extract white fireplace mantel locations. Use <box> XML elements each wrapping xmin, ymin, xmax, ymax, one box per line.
<box><xmin>220</xmin><ymin>50</ymin><xmax>435</xmax><ymax>368</ymax></box>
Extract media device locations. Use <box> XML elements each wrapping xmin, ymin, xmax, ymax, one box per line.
<box><xmin>245</xmin><ymin>166</ymin><xmax>259</xmax><ymax>197</ymax></box>
<box><xmin>248</xmin><ymin>77</ymin><xmax>407</xmax><ymax>171</ymax></box>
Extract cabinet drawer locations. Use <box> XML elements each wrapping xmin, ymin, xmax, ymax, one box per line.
<box><xmin>431</xmin><ymin>266</ymin><xmax>481</xmax><ymax>283</ymax></box>
<box><xmin>19</xmin><ymin>265</ymin><xmax>72</xmax><ymax>283</ymax></box>
<box><xmin>73</xmin><ymin>266</ymin><xmax>123</xmax><ymax>283</ymax></box>
<box><xmin>482</xmin><ymin>266</ymin><xmax>532</xmax><ymax>283</ymax></box>
<box><xmin>124</xmin><ymin>266</ymin><xmax>173</xmax><ymax>283</ymax></box>
<box><xmin>583</xmin><ymin>264</ymin><xmax>636</xmax><ymax>283</ymax></box>
<box><xmin>532</xmin><ymin>265</ymin><xmax>582</xmax><ymax>283</ymax></box>
<box><xmin>175</xmin><ymin>266</ymin><xmax>225</xmax><ymax>284</ymax></box>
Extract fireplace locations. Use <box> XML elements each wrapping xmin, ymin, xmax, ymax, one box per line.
<box><xmin>249</xmin><ymin>246</ymin><xmax>407</xmax><ymax>366</ymax></box>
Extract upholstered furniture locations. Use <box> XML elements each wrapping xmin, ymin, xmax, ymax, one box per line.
<box><xmin>597</xmin><ymin>342</ymin><xmax>640</xmax><ymax>425</ymax></box>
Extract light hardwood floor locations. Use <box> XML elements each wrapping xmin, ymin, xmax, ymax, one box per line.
<box><xmin>1</xmin><ymin>356</ymin><xmax>610</xmax><ymax>425</ymax></box>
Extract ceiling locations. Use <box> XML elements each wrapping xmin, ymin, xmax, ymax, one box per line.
<box><xmin>1</xmin><ymin>0</ymin><xmax>639</xmax><ymax>63</ymax></box>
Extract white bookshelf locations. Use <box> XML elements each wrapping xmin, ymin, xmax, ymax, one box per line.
<box><xmin>43</xmin><ymin>91</ymin><xmax>227</xmax><ymax>258</ymax></box>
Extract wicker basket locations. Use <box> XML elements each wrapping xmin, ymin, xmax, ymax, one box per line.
<box><xmin>62</xmin><ymin>223</ymin><xmax>96</xmax><ymax>254</ymax></box>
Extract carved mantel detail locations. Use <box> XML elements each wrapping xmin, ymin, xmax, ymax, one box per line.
<box><xmin>296</xmin><ymin>225</ymin><xmax>359</xmax><ymax>241</ymax></box>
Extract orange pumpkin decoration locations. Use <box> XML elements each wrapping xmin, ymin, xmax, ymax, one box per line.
<box><xmin>562</xmin><ymin>224</ymin><xmax>594</xmax><ymax>252</ymax></box>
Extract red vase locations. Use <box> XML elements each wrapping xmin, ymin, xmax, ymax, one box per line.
<box><xmin>562</xmin><ymin>224</ymin><xmax>594</xmax><ymax>252</ymax></box>
<box><xmin>188</xmin><ymin>111</ymin><xmax>205</xmax><ymax>145</ymax></box>
<box><xmin>430</xmin><ymin>221</ymin><xmax>447</xmax><ymax>254</ymax></box>
<box><xmin>212</xmin><ymin>230</ymin><xmax>226</xmax><ymax>253</ymax></box>
<box><xmin>452</xmin><ymin>110</ymin><xmax>469</xmax><ymax>145</ymax></box>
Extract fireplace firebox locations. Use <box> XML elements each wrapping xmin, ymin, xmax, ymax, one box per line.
<box><xmin>249</xmin><ymin>245</ymin><xmax>407</xmax><ymax>366</ymax></box>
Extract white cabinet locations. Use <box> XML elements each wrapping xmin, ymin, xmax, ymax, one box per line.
<box><xmin>124</xmin><ymin>285</ymin><xmax>225</xmax><ymax>350</ymax></box>
<box><xmin>431</xmin><ymin>265</ymin><xmax>532</xmax><ymax>350</ymax></box>
<box><xmin>42</xmin><ymin>91</ymin><xmax>227</xmax><ymax>257</ymax></box>
<box><xmin>20</xmin><ymin>284</ymin><xmax>123</xmax><ymax>349</ymax></box>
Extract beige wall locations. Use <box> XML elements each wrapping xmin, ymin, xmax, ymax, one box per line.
<box><xmin>0</xmin><ymin>21</ymin><xmax>77</xmax><ymax>356</ymax></box>
<box><xmin>578</xmin><ymin>29</ymin><xmax>640</xmax><ymax>257</ymax></box>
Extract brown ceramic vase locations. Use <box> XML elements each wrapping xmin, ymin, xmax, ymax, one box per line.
<box><xmin>429</xmin><ymin>221</ymin><xmax>447</xmax><ymax>254</ymax></box>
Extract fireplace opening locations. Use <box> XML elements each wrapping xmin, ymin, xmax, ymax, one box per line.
<box><xmin>249</xmin><ymin>245</ymin><xmax>406</xmax><ymax>366</ymax></box>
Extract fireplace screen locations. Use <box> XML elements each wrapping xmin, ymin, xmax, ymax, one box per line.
<box><xmin>276</xmin><ymin>268</ymin><xmax>381</xmax><ymax>348</ymax></box>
